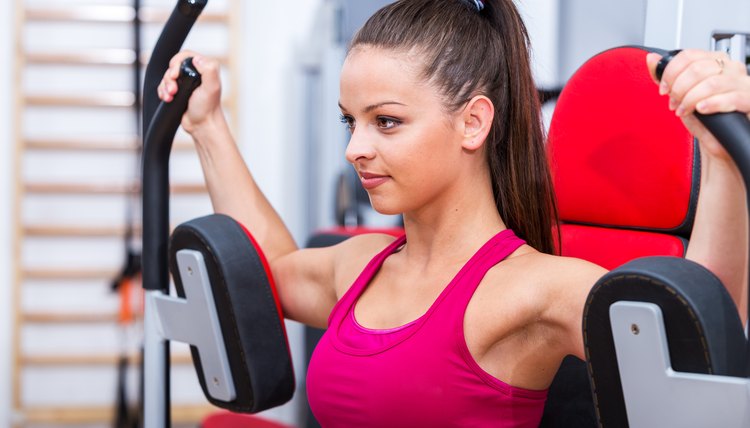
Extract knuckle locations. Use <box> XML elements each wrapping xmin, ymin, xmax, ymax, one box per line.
<box><xmin>704</xmin><ymin>76</ymin><xmax>720</xmax><ymax>91</ymax></box>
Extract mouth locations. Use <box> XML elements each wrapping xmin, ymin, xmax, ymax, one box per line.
<box><xmin>358</xmin><ymin>171</ymin><xmax>390</xmax><ymax>190</ymax></box>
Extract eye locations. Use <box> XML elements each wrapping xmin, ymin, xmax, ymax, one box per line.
<box><xmin>339</xmin><ymin>114</ymin><xmax>355</xmax><ymax>132</ymax></box>
<box><xmin>376</xmin><ymin>116</ymin><xmax>401</xmax><ymax>130</ymax></box>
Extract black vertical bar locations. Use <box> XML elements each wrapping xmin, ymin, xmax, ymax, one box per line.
<box><xmin>141</xmin><ymin>1</ymin><xmax>207</xmax><ymax>426</ymax></box>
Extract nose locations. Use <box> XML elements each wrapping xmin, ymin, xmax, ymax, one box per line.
<box><xmin>344</xmin><ymin>127</ymin><xmax>376</xmax><ymax>165</ymax></box>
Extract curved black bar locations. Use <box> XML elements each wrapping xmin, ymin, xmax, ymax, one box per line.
<box><xmin>143</xmin><ymin>58</ymin><xmax>202</xmax><ymax>293</ymax></box>
<box><xmin>656</xmin><ymin>50</ymin><xmax>750</xmax><ymax>373</ymax></box>
<box><xmin>142</xmin><ymin>0</ymin><xmax>207</xmax><ymax>136</ymax></box>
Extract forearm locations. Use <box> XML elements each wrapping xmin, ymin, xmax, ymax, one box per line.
<box><xmin>685</xmin><ymin>149</ymin><xmax>748</xmax><ymax>323</ymax></box>
<box><xmin>190</xmin><ymin>109</ymin><xmax>299</xmax><ymax>260</ymax></box>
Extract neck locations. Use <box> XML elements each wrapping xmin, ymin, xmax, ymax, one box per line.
<box><xmin>400</xmin><ymin>178</ymin><xmax>506</xmax><ymax>266</ymax></box>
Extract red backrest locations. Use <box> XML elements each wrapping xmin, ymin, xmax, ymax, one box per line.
<box><xmin>548</xmin><ymin>46</ymin><xmax>700</xmax><ymax>270</ymax></box>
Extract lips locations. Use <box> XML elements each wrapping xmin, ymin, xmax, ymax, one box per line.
<box><xmin>359</xmin><ymin>171</ymin><xmax>390</xmax><ymax>190</ymax></box>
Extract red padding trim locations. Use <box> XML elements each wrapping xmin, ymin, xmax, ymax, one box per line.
<box><xmin>560</xmin><ymin>224</ymin><xmax>686</xmax><ymax>270</ymax></box>
<box><xmin>548</xmin><ymin>46</ymin><xmax>696</xmax><ymax>231</ymax></box>
<box><xmin>202</xmin><ymin>411</ymin><xmax>293</xmax><ymax>428</ymax></box>
<box><xmin>236</xmin><ymin>223</ymin><xmax>287</xmax><ymax>337</ymax></box>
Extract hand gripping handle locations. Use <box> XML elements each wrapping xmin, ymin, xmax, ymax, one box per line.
<box><xmin>142</xmin><ymin>58</ymin><xmax>202</xmax><ymax>292</ymax></box>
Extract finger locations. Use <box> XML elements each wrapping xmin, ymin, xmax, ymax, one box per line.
<box><xmin>695</xmin><ymin>90</ymin><xmax>750</xmax><ymax>116</ymax></box>
<box><xmin>161</xmin><ymin>68</ymin><xmax>178</xmax><ymax>98</ymax></box>
<box><xmin>668</xmin><ymin>53</ymin><xmax>732</xmax><ymax>111</ymax></box>
<box><xmin>676</xmin><ymin>62</ymin><xmax>750</xmax><ymax>116</ymax></box>
<box><xmin>157</xmin><ymin>81</ymin><xmax>164</xmax><ymax>100</ymax></box>
<box><xmin>675</xmin><ymin>75</ymin><xmax>732</xmax><ymax>116</ymax></box>
<box><xmin>191</xmin><ymin>55</ymin><xmax>220</xmax><ymax>78</ymax></box>
<box><xmin>658</xmin><ymin>49</ymin><xmax>700</xmax><ymax>94</ymax></box>
<box><xmin>157</xmin><ymin>75</ymin><xmax>174</xmax><ymax>102</ymax></box>
<box><xmin>659</xmin><ymin>50</ymin><xmax>725</xmax><ymax>95</ymax></box>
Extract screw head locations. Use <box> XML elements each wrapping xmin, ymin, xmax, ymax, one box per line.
<box><xmin>630</xmin><ymin>324</ymin><xmax>640</xmax><ymax>335</ymax></box>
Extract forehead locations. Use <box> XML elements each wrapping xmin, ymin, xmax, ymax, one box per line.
<box><xmin>339</xmin><ymin>46</ymin><xmax>435</xmax><ymax>109</ymax></box>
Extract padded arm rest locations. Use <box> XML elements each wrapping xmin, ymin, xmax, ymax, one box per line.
<box><xmin>168</xmin><ymin>214</ymin><xmax>295</xmax><ymax>413</ymax></box>
<box><xmin>584</xmin><ymin>256</ymin><xmax>747</xmax><ymax>426</ymax></box>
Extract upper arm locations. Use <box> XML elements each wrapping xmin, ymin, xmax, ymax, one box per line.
<box><xmin>271</xmin><ymin>246</ymin><xmax>338</xmax><ymax>328</ymax></box>
<box><xmin>540</xmin><ymin>257</ymin><xmax>607</xmax><ymax>360</ymax></box>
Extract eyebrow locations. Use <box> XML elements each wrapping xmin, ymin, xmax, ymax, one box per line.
<box><xmin>338</xmin><ymin>101</ymin><xmax>407</xmax><ymax>114</ymax></box>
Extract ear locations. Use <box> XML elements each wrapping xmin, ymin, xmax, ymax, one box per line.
<box><xmin>461</xmin><ymin>95</ymin><xmax>494</xmax><ymax>151</ymax></box>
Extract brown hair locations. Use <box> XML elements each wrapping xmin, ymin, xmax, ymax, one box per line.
<box><xmin>351</xmin><ymin>0</ymin><xmax>559</xmax><ymax>254</ymax></box>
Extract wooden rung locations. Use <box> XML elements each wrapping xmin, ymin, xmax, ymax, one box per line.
<box><xmin>141</xmin><ymin>51</ymin><xmax>230</xmax><ymax>66</ymax></box>
<box><xmin>24</xmin><ymin>6</ymin><xmax>228</xmax><ymax>24</ymax></box>
<box><xmin>21</xmin><ymin>352</ymin><xmax>192</xmax><ymax>366</ymax></box>
<box><xmin>25</xmin><ymin>136</ymin><xmax>194</xmax><ymax>152</ymax></box>
<box><xmin>140</xmin><ymin>7</ymin><xmax>229</xmax><ymax>24</ymax></box>
<box><xmin>25</xmin><ymin>93</ymin><xmax>231</xmax><ymax>109</ymax></box>
<box><xmin>24</xmin><ymin>225</ymin><xmax>143</xmax><ymax>238</ymax></box>
<box><xmin>26</xmin><ymin>135</ymin><xmax>139</xmax><ymax>151</ymax></box>
<box><xmin>26</xmin><ymin>49</ymin><xmax>136</xmax><ymax>66</ymax></box>
<box><xmin>21</xmin><ymin>268</ymin><xmax>117</xmax><ymax>281</ymax></box>
<box><xmin>25</xmin><ymin>6</ymin><xmax>135</xmax><ymax>22</ymax></box>
<box><xmin>25</xmin><ymin>92</ymin><xmax>135</xmax><ymax>108</ymax></box>
<box><xmin>24</xmin><ymin>182</ymin><xmax>207</xmax><ymax>195</ymax></box>
<box><xmin>24</xmin><ymin>49</ymin><xmax>228</xmax><ymax>67</ymax></box>
<box><xmin>25</xmin><ymin>182</ymin><xmax>136</xmax><ymax>195</ymax></box>
<box><xmin>22</xmin><ymin>404</ymin><xmax>215</xmax><ymax>424</ymax></box>
<box><xmin>21</xmin><ymin>312</ymin><xmax>121</xmax><ymax>324</ymax></box>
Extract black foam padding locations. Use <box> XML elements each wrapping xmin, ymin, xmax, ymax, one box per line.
<box><xmin>169</xmin><ymin>214</ymin><xmax>295</xmax><ymax>413</ymax></box>
<box><xmin>539</xmin><ymin>356</ymin><xmax>597</xmax><ymax>428</ymax></box>
<box><xmin>583</xmin><ymin>256</ymin><xmax>747</xmax><ymax>427</ymax></box>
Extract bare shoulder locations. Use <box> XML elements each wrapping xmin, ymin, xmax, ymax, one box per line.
<box><xmin>481</xmin><ymin>247</ymin><xmax>607</xmax><ymax>330</ymax></box>
<box><xmin>330</xmin><ymin>232</ymin><xmax>400</xmax><ymax>297</ymax></box>
<box><xmin>518</xmin><ymin>251</ymin><xmax>607</xmax><ymax>292</ymax></box>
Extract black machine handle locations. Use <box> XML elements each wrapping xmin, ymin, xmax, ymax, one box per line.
<box><xmin>143</xmin><ymin>58</ymin><xmax>202</xmax><ymax>293</ymax></box>
<box><xmin>142</xmin><ymin>0</ymin><xmax>206</xmax><ymax>294</ymax></box>
<box><xmin>142</xmin><ymin>0</ymin><xmax>207</xmax><ymax>295</ymax></box>
<box><xmin>143</xmin><ymin>0</ymin><xmax>207</xmax><ymax>134</ymax></box>
<box><xmin>656</xmin><ymin>49</ymin><xmax>750</xmax><ymax>372</ymax></box>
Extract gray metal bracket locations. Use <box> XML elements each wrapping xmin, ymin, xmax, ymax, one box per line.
<box><xmin>610</xmin><ymin>301</ymin><xmax>750</xmax><ymax>428</ymax></box>
<box><xmin>147</xmin><ymin>249</ymin><xmax>236</xmax><ymax>402</ymax></box>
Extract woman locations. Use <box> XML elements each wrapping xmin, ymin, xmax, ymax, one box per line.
<box><xmin>159</xmin><ymin>0</ymin><xmax>749</xmax><ymax>426</ymax></box>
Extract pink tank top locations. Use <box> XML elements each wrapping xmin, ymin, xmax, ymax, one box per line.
<box><xmin>306</xmin><ymin>229</ymin><xmax>548</xmax><ymax>427</ymax></box>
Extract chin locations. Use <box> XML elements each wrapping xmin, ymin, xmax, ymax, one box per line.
<box><xmin>368</xmin><ymin>197</ymin><xmax>405</xmax><ymax>216</ymax></box>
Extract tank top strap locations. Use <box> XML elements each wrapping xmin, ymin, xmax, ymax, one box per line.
<box><xmin>326</xmin><ymin>234</ymin><xmax>407</xmax><ymax>327</ymax></box>
<box><xmin>437</xmin><ymin>229</ymin><xmax>526</xmax><ymax>311</ymax></box>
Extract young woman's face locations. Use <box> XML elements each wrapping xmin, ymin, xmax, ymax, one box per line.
<box><xmin>339</xmin><ymin>46</ymin><xmax>468</xmax><ymax>216</ymax></box>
